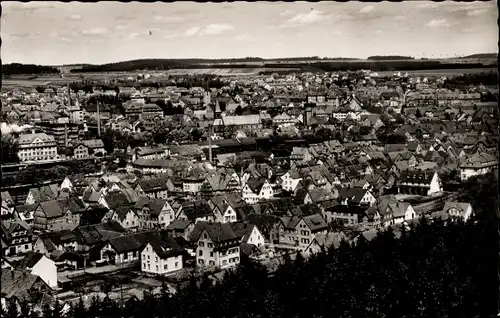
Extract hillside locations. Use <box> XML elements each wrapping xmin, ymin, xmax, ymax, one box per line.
<box><xmin>3</xmin><ymin>63</ymin><xmax>60</xmax><ymax>75</ymax></box>
<box><xmin>367</xmin><ymin>55</ymin><xmax>415</xmax><ymax>60</ymax></box>
<box><xmin>459</xmin><ymin>53</ymin><xmax>498</xmax><ymax>59</ymax></box>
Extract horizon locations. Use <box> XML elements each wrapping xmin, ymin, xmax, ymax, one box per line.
<box><xmin>2</xmin><ymin>1</ymin><xmax>498</xmax><ymax>65</ymax></box>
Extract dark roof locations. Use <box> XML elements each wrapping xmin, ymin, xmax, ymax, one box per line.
<box><xmin>145</xmin><ymin>233</ymin><xmax>184</xmax><ymax>259</ymax></box>
<box><xmin>166</xmin><ymin>219</ymin><xmax>193</xmax><ymax>231</ymax></box>
<box><xmin>399</xmin><ymin>169</ymin><xmax>435</xmax><ymax>184</ymax></box>
<box><xmin>16</xmin><ymin>252</ymin><xmax>45</xmax><ymax>269</ymax></box>
<box><xmin>246</xmin><ymin>177</ymin><xmax>267</xmax><ymax>194</ymax></box>
<box><xmin>181</xmin><ymin>200</ymin><xmax>214</xmax><ymax>221</ymax></box>
<box><xmin>189</xmin><ymin>221</ymin><xmax>238</xmax><ymax>243</ymax></box>
<box><xmin>338</xmin><ymin>187</ymin><xmax>370</xmax><ymax>204</ymax></box>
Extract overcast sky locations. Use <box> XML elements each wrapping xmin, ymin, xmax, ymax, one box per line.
<box><xmin>2</xmin><ymin>1</ymin><xmax>498</xmax><ymax>65</ymax></box>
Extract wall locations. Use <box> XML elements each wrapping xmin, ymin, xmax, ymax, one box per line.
<box><xmin>31</xmin><ymin>256</ymin><xmax>58</xmax><ymax>288</ymax></box>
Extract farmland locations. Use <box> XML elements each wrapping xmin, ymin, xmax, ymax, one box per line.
<box><xmin>375</xmin><ymin>67</ymin><xmax>497</xmax><ymax>77</ymax></box>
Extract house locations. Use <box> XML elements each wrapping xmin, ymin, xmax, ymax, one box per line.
<box><xmin>189</xmin><ymin>221</ymin><xmax>240</xmax><ymax>269</ymax></box>
<box><xmin>459</xmin><ymin>152</ymin><xmax>498</xmax><ymax>181</ymax></box>
<box><xmin>229</xmin><ymin>222</ymin><xmax>265</xmax><ymax>248</ymax></box>
<box><xmin>397</xmin><ymin>170</ymin><xmax>442</xmax><ymax>196</ymax></box>
<box><xmin>73</xmin><ymin>222</ymin><xmax>126</xmax><ymax>260</ymax></box>
<box><xmin>17</xmin><ymin>132</ymin><xmax>58</xmax><ymax>162</ymax></box>
<box><xmin>136</xmin><ymin>177</ymin><xmax>170</xmax><ymax>200</ymax></box>
<box><xmin>304</xmin><ymin>231</ymin><xmax>348</xmax><ymax>256</ymax></box>
<box><xmin>140</xmin><ymin>233</ymin><xmax>184</xmax><ymax>276</ymax></box>
<box><xmin>209</xmin><ymin>195</ymin><xmax>240</xmax><ymax>223</ymax></box>
<box><xmin>440</xmin><ymin>201</ymin><xmax>474</xmax><ymax>221</ymax></box>
<box><xmin>176</xmin><ymin>200</ymin><xmax>215</xmax><ymax>224</ymax></box>
<box><xmin>1</xmin><ymin>270</ymin><xmax>53</xmax><ymax>311</ymax></box>
<box><xmin>166</xmin><ymin>219</ymin><xmax>195</xmax><ymax>241</ymax></box>
<box><xmin>386</xmin><ymin>201</ymin><xmax>416</xmax><ymax>224</ymax></box>
<box><xmin>280</xmin><ymin>214</ymin><xmax>329</xmax><ymax>251</ymax></box>
<box><xmin>15</xmin><ymin>252</ymin><xmax>58</xmax><ymax>288</ymax></box>
<box><xmin>280</xmin><ymin>170</ymin><xmax>303</xmax><ymax>192</ymax></box>
<box><xmin>110</xmin><ymin>206</ymin><xmax>140</xmax><ymax>230</ymax></box>
<box><xmin>242</xmin><ymin>178</ymin><xmax>274</xmax><ymax>204</ymax></box>
<box><xmin>72</xmin><ymin>139</ymin><xmax>106</xmax><ymax>158</ymax></box>
<box><xmin>325</xmin><ymin>205</ymin><xmax>370</xmax><ymax>226</ymax></box>
<box><xmin>338</xmin><ymin>187</ymin><xmax>376</xmax><ymax>207</ymax></box>
<box><xmin>32</xmin><ymin>198</ymin><xmax>85</xmax><ymax>231</ymax></box>
<box><xmin>99</xmin><ymin>231</ymin><xmax>155</xmax><ymax>265</ymax></box>
<box><xmin>1</xmin><ymin>219</ymin><xmax>34</xmax><ymax>256</ymax></box>
<box><xmin>33</xmin><ymin>229</ymin><xmax>77</xmax><ymax>257</ymax></box>
<box><xmin>25</xmin><ymin>184</ymin><xmax>61</xmax><ymax>205</ymax></box>
<box><xmin>246</xmin><ymin>214</ymin><xmax>286</xmax><ymax>246</ymax></box>
<box><xmin>134</xmin><ymin>197</ymin><xmax>176</xmax><ymax>228</ymax></box>
<box><xmin>291</xmin><ymin>147</ymin><xmax>313</xmax><ymax>164</ymax></box>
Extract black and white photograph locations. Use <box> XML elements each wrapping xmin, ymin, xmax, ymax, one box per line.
<box><xmin>1</xmin><ymin>1</ymin><xmax>499</xmax><ymax>317</ymax></box>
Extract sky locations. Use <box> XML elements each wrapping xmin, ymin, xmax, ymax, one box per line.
<box><xmin>2</xmin><ymin>1</ymin><xmax>498</xmax><ymax>65</ymax></box>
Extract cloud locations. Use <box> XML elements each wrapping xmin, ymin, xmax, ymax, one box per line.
<box><xmin>287</xmin><ymin>10</ymin><xmax>327</xmax><ymax>25</ymax></box>
<box><xmin>426</xmin><ymin>19</ymin><xmax>452</xmax><ymax>28</ymax></box>
<box><xmin>154</xmin><ymin>16</ymin><xmax>184</xmax><ymax>23</ymax></box>
<box><xmin>8</xmin><ymin>32</ymin><xmax>32</xmax><ymax>39</ymax></box>
<box><xmin>81</xmin><ymin>27</ymin><xmax>109</xmax><ymax>36</ymax></box>
<box><xmin>185</xmin><ymin>24</ymin><xmax>235</xmax><ymax>36</ymax></box>
<box><xmin>128</xmin><ymin>32</ymin><xmax>140</xmax><ymax>40</ymax></box>
<box><xmin>115</xmin><ymin>15</ymin><xmax>136</xmax><ymax>21</ymax></box>
<box><xmin>280</xmin><ymin>10</ymin><xmax>295</xmax><ymax>17</ymax></box>
<box><xmin>360</xmin><ymin>5</ymin><xmax>375</xmax><ymax>14</ymax></box>
<box><xmin>6</xmin><ymin>2</ymin><xmax>54</xmax><ymax>11</ymax></box>
<box><xmin>416</xmin><ymin>3</ymin><xmax>439</xmax><ymax>9</ymax></box>
<box><xmin>185</xmin><ymin>26</ymin><xmax>201</xmax><ymax>36</ymax></box>
<box><xmin>467</xmin><ymin>8</ymin><xmax>488</xmax><ymax>16</ymax></box>
<box><xmin>67</xmin><ymin>14</ymin><xmax>82</xmax><ymax>21</ymax></box>
<box><xmin>200</xmin><ymin>24</ymin><xmax>235</xmax><ymax>35</ymax></box>
<box><xmin>163</xmin><ymin>32</ymin><xmax>179</xmax><ymax>39</ymax></box>
<box><xmin>115</xmin><ymin>25</ymin><xmax>128</xmax><ymax>31</ymax></box>
<box><xmin>394</xmin><ymin>15</ymin><xmax>405</xmax><ymax>21</ymax></box>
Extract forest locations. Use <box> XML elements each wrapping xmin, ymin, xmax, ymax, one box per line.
<box><xmin>3</xmin><ymin>63</ymin><xmax>60</xmax><ymax>75</ymax></box>
<box><xmin>3</xmin><ymin>208</ymin><xmax>497</xmax><ymax>318</ymax></box>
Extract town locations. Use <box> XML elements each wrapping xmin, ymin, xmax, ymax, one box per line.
<box><xmin>1</xmin><ymin>65</ymin><xmax>498</xmax><ymax>315</ymax></box>
<box><xmin>1</xmin><ymin>1</ymin><xmax>498</xmax><ymax>317</ymax></box>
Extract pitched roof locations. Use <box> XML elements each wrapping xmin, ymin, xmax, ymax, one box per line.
<box><xmin>16</xmin><ymin>252</ymin><xmax>46</xmax><ymax>269</ymax></box>
<box><xmin>189</xmin><ymin>221</ymin><xmax>238</xmax><ymax>243</ymax></box>
<box><xmin>338</xmin><ymin>187</ymin><xmax>371</xmax><ymax>204</ymax></box>
<box><xmin>1</xmin><ymin>270</ymin><xmax>49</xmax><ymax>299</ymax></box>
<box><xmin>442</xmin><ymin>201</ymin><xmax>472</xmax><ymax>214</ymax></box>
<box><xmin>399</xmin><ymin>169</ymin><xmax>435</xmax><ymax>185</ymax></box>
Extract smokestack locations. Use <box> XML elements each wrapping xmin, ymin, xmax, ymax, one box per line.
<box><xmin>97</xmin><ymin>101</ymin><xmax>101</xmax><ymax>137</ymax></box>
<box><xmin>208</xmin><ymin>123</ymin><xmax>212</xmax><ymax>163</ymax></box>
<box><xmin>64</xmin><ymin>123</ymin><xmax>68</xmax><ymax>147</ymax></box>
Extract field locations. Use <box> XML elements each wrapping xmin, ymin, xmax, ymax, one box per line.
<box><xmin>166</xmin><ymin>67</ymin><xmax>300</xmax><ymax>76</ymax></box>
<box><xmin>375</xmin><ymin>67</ymin><xmax>496</xmax><ymax>77</ymax></box>
<box><xmin>2</xmin><ymin>65</ymin><xmax>496</xmax><ymax>89</ymax></box>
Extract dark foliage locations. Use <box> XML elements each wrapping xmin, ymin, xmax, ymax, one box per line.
<box><xmin>3</xmin><ymin>63</ymin><xmax>59</xmax><ymax>75</ymax></box>
<box><xmin>59</xmin><ymin>217</ymin><xmax>496</xmax><ymax>318</ymax></box>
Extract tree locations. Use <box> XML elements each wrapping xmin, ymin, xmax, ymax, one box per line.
<box><xmin>1</xmin><ymin>134</ymin><xmax>19</xmax><ymax>164</ymax></box>
<box><xmin>5</xmin><ymin>298</ymin><xmax>19</xmax><ymax>318</ymax></box>
<box><xmin>415</xmin><ymin>108</ymin><xmax>422</xmax><ymax>118</ymax></box>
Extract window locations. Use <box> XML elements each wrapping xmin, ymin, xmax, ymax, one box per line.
<box><xmin>199</xmin><ymin>250</ymin><xmax>203</xmax><ymax>256</ymax></box>
<box><xmin>164</xmin><ymin>264</ymin><xmax>168</xmax><ymax>270</ymax></box>
<box><xmin>199</xmin><ymin>242</ymin><xmax>204</xmax><ymax>247</ymax></box>
<box><xmin>175</xmin><ymin>262</ymin><xmax>178</xmax><ymax>268</ymax></box>
<box><xmin>148</xmin><ymin>264</ymin><xmax>150</xmax><ymax>269</ymax></box>
<box><xmin>207</xmin><ymin>243</ymin><xmax>213</xmax><ymax>248</ymax></box>
<box><xmin>156</xmin><ymin>265</ymin><xmax>159</xmax><ymax>271</ymax></box>
<box><xmin>210</xmin><ymin>252</ymin><xmax>213</xmax><ymax>257</ymax></box>
<box><xmin>124</xmin><ymin>253</ymin><xmax>128</xmax><ymax>260</ymax></box>
<box><xmin>204</xmin><ymin>233</ymin><xmax>207</xmax><ymax>239</ymax></box>
<box><xmin>143</xmin><ymin>263</ymin><xmax>146</xmax><ymax>269</ymax></box>
<box><xmin>147</xmin><ymin>255</ymin><xmax>150</xmax><ymax>260</ymax></box>
<box><xmin>25</xmin><ymin>244</ymin><xmax>29</xmax><ymax>250</ymax></box>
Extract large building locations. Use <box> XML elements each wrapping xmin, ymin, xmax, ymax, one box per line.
<box><xmin>17</xmin><ymin>132</ymin><xmax>58</xmax><ymax>162</ymax></box>
<box><xmin>459</xmin><ymin>152</ymin><xmax>498</xmax><ymax>181</ymax></box>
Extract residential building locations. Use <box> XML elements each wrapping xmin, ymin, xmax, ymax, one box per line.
<box><xmin>140</xmin><ymin>234</ymin><xmax>184</xmax><ymax>276</ymax></box>
<box><xmin>1</xmin><ymin>219</ymin><xmax>34</xmax><ymax>256</ymax></box>
<box><xmin>459</xmin><ymin>152</ymin><xmax>498</xmax><ymax>181</ymax></box>
<box><xmin>190</xmin><ymin>221</ymin><xmax>240</xmax><ymax>269</ymax></box>
<box><xmin>16</xmin><ymin>252</ymin><xmax>58</xmax><ymax>288</ymax></box>
<box><xmin>397</xmin><ymin>170</ymin><xmax>443</xmax><ymax>196</ymax></box>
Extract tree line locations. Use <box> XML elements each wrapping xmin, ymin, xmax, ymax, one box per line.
<box><xmin>3</xmin><ymin>214</ymin><xmax>496</xmax><ymax>318</ymax></box>
<box><xmin>3</xmin><ymin>63</ymin><xmax>60</xmax><ymax>75</ymax></box>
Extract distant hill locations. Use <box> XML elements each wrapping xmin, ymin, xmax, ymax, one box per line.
<box><xmin>458</xmin><ymin>53</ymin><xmax>498</xmax><ymax>59</ymax></box>
<box><xmin>367</xmin><ymin>56</ymin><xmax>415</xmax><ymax>60</ymax></box>
<box><xmin>3</xmin><ymin>63</ymin><xmax>60</xmax><ymax>75</ymax></box>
